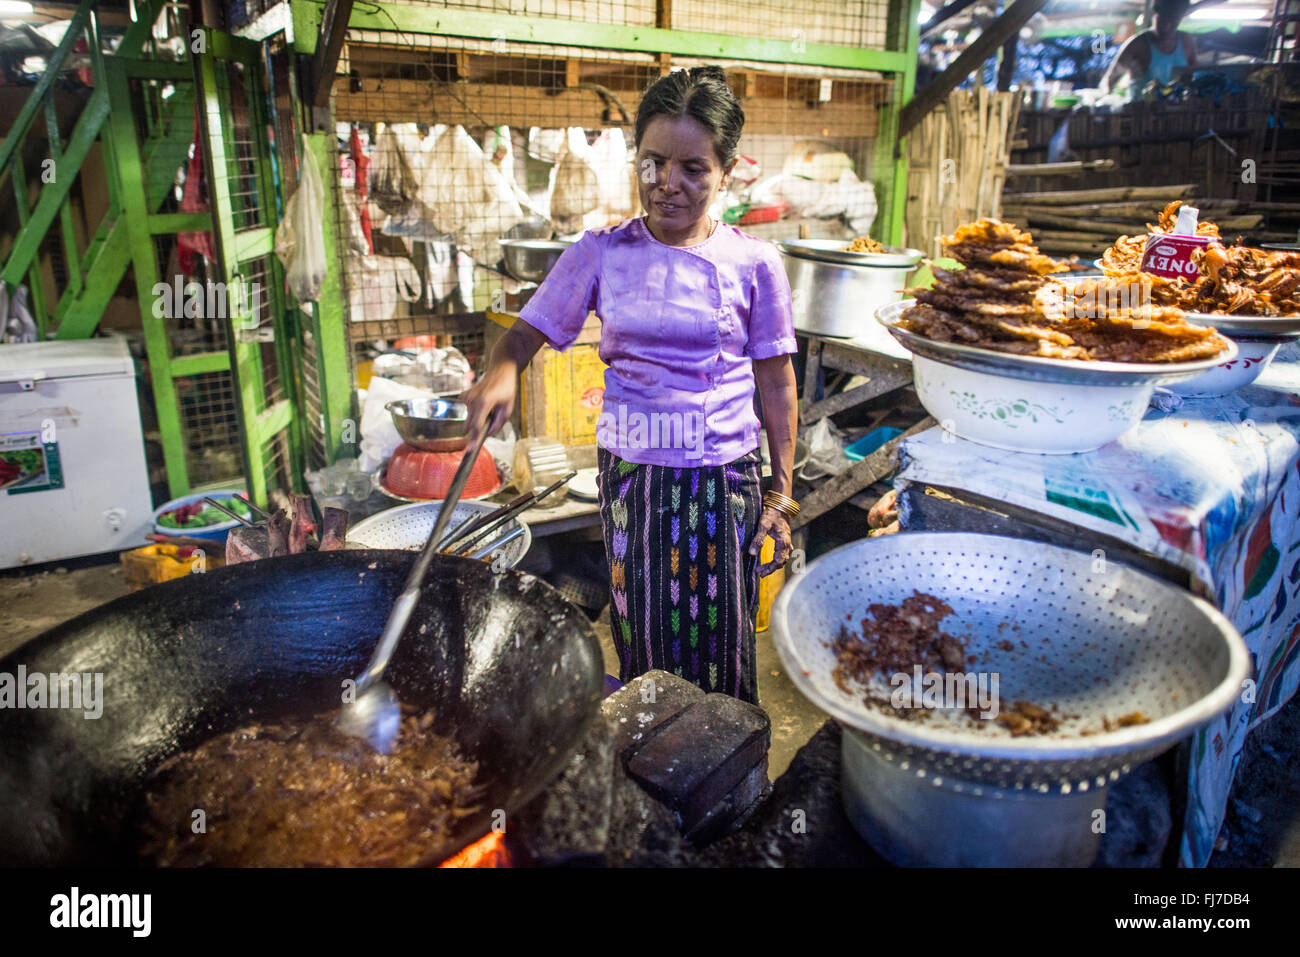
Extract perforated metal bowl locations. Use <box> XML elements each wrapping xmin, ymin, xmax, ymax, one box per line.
<box><xmin>346</xmin><ymin>501</ymin><xmax>532</xmax><ymax>568</ymax></box>
<box><xmin>770</xmin><ymin>532</ymin><xmax>1249</xmax><ymax>792</ymax></box>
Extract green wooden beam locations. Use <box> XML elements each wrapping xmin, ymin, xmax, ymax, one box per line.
<box><xmin>232</xmin><ymin>227</ymin><xmax>275</xmax><ymax>263</ymax></box>
<box><xmin>149</xmin><ymin>213</ymin><xmax>213</xmax><ymax>234</ymax></box>
<box><xmin>303</xmin><ymin>131</ymin><xmax>355</xmax><ymax>465</ymax></box>
<box><xmin>106</xmin><ymin>58</ymin><xmax>191</xmax><ymax>496</ymax></box>
<box><xmin>254</xmin><ymin>398</ymin><xmax>294</xmax><ymax>439</ymax></box>
<box><xmin>171</xmin><ymin>351</ymin><xmax>231</xmax><ymax>376</ymax></box>
<box><xmin>45</xmin><ymin>96</ymin><xmax>83</xmax><ymax>303</ymax></box>
<box><xmin>0</xmin><ymin>88</ymin><xmax>109</xmax><ymax>289</ymax></box>
<box><xmin>872</xmin><ymin>0</ymin><xmax>921</xmax><ymax>246</ymax></box>
<box><xmin>0</xmin><ymin>0</ymin><xmax>93</xmax><ymax>179</ymax></box>
<box><xmin>52</xmin><ymin>217</ymin><xmax>127</xmax><ymax>339</ymax></box>
<box><xmin>293</xmin><ymin>0</ymin><xmax>910</xmax><ymax>73</ymax></box>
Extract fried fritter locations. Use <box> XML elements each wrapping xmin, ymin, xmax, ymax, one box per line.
<box><xmin>895</xmin><ymin>218</ymin><xmax>1229</xmax><ymax>363</ymax></box>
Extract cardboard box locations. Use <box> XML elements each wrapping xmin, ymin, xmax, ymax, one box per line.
<box><xmin>484</xmin><ymin>310</ymin><xmax>606</xmax><ymax>446</ymax></box>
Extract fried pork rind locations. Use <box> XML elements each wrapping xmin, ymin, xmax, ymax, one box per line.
<box><xmin>895</xmin><ymin>218</ymin><xmax>1229</xmax><ymax>363</ymax></box>
<box><xmin>1099</xmin><ymin>204</ymin><xmax>1299</xmax><ymax>317</ymax></box>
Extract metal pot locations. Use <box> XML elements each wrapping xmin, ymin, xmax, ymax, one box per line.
<box><xmin>500</xmin><ymin>239</ymin><xmax>575</xmax><ymax>284</ymax></box>
<box><xmin>780</xmin><ymin>242</ymin><xmax>923</xmax><ymax>338</ymax></box>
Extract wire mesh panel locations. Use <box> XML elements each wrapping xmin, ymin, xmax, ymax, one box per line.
<box><xmin>177</xmin><ymin>370</ymin><xmax>244</xmax><ymax>486</ymax></box>
<box><xmin>672</xmin><ymin>0</ymin><xmax>891</xmax><ymax>49</ymax></box>
<box><xmin>328</xmin><ymin>10</ymin><xmax>898</xmax><ymax>381</ymax></box>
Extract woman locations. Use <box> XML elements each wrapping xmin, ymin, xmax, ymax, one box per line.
<box><xmin>463</xmin><ymin>66</ymin><xmax>799</xmax><ymax>705</ymax></box>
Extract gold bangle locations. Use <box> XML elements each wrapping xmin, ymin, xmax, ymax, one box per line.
<box><xmin>763</xmin><ymin>490</ymin><xmax>800</xmax><ymax>517</ymax></box>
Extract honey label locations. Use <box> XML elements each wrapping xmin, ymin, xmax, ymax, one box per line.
<box><xmin>1140</xmin><ymin>234</ymin><xmax>1210</xmax><ymax>280</ymax></box>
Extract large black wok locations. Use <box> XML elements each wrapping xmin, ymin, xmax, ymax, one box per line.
<box><xmin>0</xmin><ymin>550</ymin><xmax>604</xmax><ymax>866</ymax></box>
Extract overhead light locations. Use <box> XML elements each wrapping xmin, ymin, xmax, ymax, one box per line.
<box><xmin>918</xmin><ymin>3</ymin><xmax>935</xmax><ymax>25</ymax></box>
<box><xmin>0</xmin><ymin>2</ymin><xmax>34</xmax><ymax>16</ymax></box>
<box><xmin>1189</xmin><ymin>4</ymin><xmax>1268</xmax><ymax>18</ymax></box>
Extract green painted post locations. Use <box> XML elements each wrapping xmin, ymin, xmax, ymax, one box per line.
<box><xmin>303</xmin><ymin>131</ymin><xmax>356</xmax><ymax>464</ymax></box>
<box><xmin>873</xmin><ymin>0</ymin><xmax>922</xmax><ymax>246</ymax></box>
<box><xmin>105</xmin><ymin>57</ymin><xmax>192</xmax><ymax>496</ymax></box>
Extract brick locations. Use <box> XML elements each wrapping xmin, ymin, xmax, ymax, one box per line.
<box><xmin>600</xmin><ymin>669</ymin><xmax>704</xmax><ymax>761</ymax></box>
<box><xmin>625</xmin><ymin>693</ymin><xmax>770</xmax><ymax>835</ymax></box>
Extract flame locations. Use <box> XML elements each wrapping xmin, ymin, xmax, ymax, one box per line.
<box><xmin>439</xmin><ymin>830</ymin><xmax>509</xmax><ymax>868</ymax></box>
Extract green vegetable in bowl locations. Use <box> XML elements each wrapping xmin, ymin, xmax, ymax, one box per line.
<box><xmin>158</xmin><ymin>496</ymin><xmax>251</xmax><ymax>529</ymax></box>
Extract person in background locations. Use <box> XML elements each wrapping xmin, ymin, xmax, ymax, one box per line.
<box><xmin>1101</xmin><ymin>0</ymin><xmax>1199</xmax><ymax>95</ymax></box>
<box><xmin>462</xmin><ymin>66</ymin><xmax>799</xmax><ymax>705</ymax></box>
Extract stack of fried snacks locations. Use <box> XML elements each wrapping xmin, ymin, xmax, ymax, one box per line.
<box><xmin>898</xmin><ymin>218</ymin><xmax>1228</xmax><ymax>362</ymax></box>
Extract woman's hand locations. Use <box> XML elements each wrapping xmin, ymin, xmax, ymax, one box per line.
<box><xmin>749</xmin><ymin>505</ymin><xmax>793</xmax><ymax>578</ymax></box>
<box><xmin>460</xmin><ymin>321</ymin><xmax>548</xmax><ymax>444</ymax></box>
<box><xmin>461</xmin><ymin>360</ymin><xmax>517</xmax><ymax>446</ymax></box>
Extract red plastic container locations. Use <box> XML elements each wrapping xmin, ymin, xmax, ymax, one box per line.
<box><xmin>383</xmin><ymin>444</ymin><xmax>501</xmax><ymax>500</ymax></box>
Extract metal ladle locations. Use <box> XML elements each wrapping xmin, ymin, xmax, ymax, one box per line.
<box><xmin>337</xmin><ymin>428</ymin><xmax>489</xmax><ymax>752</ymax></box>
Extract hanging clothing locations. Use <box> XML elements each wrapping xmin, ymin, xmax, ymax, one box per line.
<box><xmin>596</xmin><ymin>446</ymin><xmax>765</xmax><ymax>704</ymax></box>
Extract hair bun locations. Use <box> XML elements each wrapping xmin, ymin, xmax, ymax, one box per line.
<box><xmin>687</xmin><ymin>65</ymin><xmax>729</xmax><ymax>84</ymax></box>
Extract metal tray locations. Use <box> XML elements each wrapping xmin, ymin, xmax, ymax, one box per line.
<box><xmin>1182</xmin><ymin>311</ymin><xmax>1300</xmax><ymax>339</ymax></box>
<box><xmin>875</xmin><ymin>299</ymin><xmax>1236</xmax><ymax>386</ymax></box>
<box><xmin>778</xmin><ymin>239</ymin><xmax>924</xmax><ymax>269</ymax></box>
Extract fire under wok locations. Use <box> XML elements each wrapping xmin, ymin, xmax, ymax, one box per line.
<box><xmin>0</xmin><ymin>550</ymin><xmax>605</xmax><ymax>866</ymax></box>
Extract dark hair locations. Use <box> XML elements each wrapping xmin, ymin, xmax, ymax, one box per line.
<box><xmin>1153</xmin><ymin>0</ymin><xmax>1188</xmax><ymax>16</ymax></box>
<box><xmin>635</xmin><ymin>66</ymin><xmax>745</xmax><ymax>169</ymax></box>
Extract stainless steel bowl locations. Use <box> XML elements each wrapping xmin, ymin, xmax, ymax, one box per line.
<box><xmin>385</xmin><ymin>397</ymin><xmax>469</xmax><ymax>451</ymax></box>
<box><xmin>781</xmin><ymin>243</ymin><xmax>923</xmax><ymax>338</ymax></box>
<box><xmin>500</xmin><ymin>239</ymin><xmax>575</xmax><ymax>284</ymax></box>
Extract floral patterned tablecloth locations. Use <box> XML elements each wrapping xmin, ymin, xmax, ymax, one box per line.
<box><xmin>894</xmin><ymin>342</ymin><xmax>1300</xmax><ymax>867</ymax></box>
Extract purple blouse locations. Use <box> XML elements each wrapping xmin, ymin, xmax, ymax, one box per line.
<box><xmin>517</xmin><ymin>216</ymin><xmax>796</xmax><ymax>467</ymax></box>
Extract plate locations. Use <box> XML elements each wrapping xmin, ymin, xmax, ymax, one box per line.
<box><xmin>568</xmin><ymin>467</ymin><xmax>599</xmax><ymax>501</ymax></box>
<box><xmin>1182</xmin><ymin>311</ymin><xmax>1300</xmax><ymax>339</ymax></box>
<box><xmin>777</xmin><ymin>239</ymin><xmax>924</xmax><ymax>269</ymax></box>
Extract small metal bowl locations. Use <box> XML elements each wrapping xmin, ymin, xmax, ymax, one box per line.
<box><xmin>500</xmin><ymin>239</ymin><xmax>575</xmax><ymax>283</ymax></box>
<box><xmin>386</xmin><ymin>397</ymin><xmax>470</xmax><ymax>451</ymax></box>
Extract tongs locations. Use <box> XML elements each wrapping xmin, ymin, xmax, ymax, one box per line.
<box><xmin>337</xmin><ymin>429</ymin><xmax>489</xmax><ymax>752</ymax></box>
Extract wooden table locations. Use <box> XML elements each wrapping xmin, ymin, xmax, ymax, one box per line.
<box><xmin>793</xmin><ymin>332</ymin><xmax>930</xmax><ymax>530</ymax></box>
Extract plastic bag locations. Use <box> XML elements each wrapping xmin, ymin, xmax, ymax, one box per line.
<box><xmin>799</xmin><ymin>417</ymin><xmax>851</xmax><ymax>480</ymax></box>
<box><xmin>550</xmin><ymin>127</ymin><xmax>601</xmax><ymax>232</ymax></box>
<box><xmin>345</xmin><ymin>254</ymin><xmax>422</xmax><ymax>322</ymax></box>
<box><xmin>369</xmin><ymin>123</ymin><xmax>421</xmax><ymax>215</ymax></box>
<box><xmin>418</xmin><ymin>125</ymin><xmax>523</xmax><ymax>264</ymax></box>
<box><xmin>274</xmin><ymin>135</ymin><xmax>327</xmax><ymax>302</ymax></box>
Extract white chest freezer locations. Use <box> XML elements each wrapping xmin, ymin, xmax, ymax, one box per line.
<box><xmin>0</xmin><ymin>337</ymin><xmax>154</xmax><ymax>569</ymax></box>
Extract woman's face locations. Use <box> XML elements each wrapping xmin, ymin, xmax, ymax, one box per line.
<box><xmin>636</xmin><ymin>114</ymin><xmax>734</xmax><ymax>244</ymax></box>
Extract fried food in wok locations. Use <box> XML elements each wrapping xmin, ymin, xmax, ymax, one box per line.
<box><xmin>138</xmin><ymin>706</ymin><xmax>483</xmax><ymax>867</ymax></box>
<box><xmin>898</xmin><ymin>218</ymin><xmax>1227</xmax><ymax>362</ymax></box>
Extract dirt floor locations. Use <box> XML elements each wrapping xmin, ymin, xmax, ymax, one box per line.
<box><xmin>2</xmin><ymin>554</ymin><xmax>1297</xmax><ymax>867</ymax></box>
